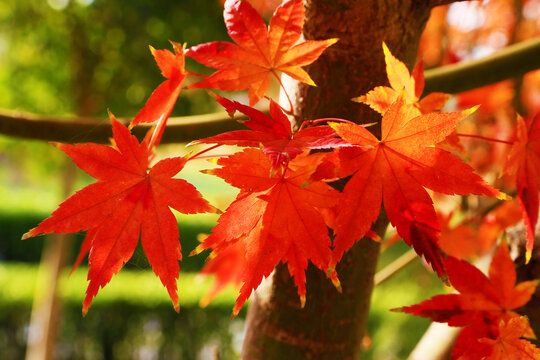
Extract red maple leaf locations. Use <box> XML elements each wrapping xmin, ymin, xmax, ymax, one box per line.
<box><xmin>132</xmin><ymin>42</ymin><xmax>186</xmax><ymax>126</ymax></box>
<box><xmin>504</xmin><ymin>113</ymin><xmax>540</xmax><ymax>262</ymax></box>
<box><xmin>196</xmin><ymin>149</ymin><xmax>340</xmax><ymax>315</ymax></box>
<box><xmin>394</xmin><ymin>243</ymin><xmax>538</xmax><ymax>358</ymax></box>
<box><xmin>327</xmin><ymin>94</ymin><xmax>501</xmax><ymax>277</ymax></box>
<box><xmin>186</xmin><ymin>0</ymin><xmax>337</xmax><ymax>105</ymax></box>
<box><xmin>192</xmin><ymin>93</ymin><xmax>347</xmax><ymax>169</ymax></box>
<box><xmin>23</xmin><ymin>115</ymin><xmax>215</xmax><ymax>315</ymax></box>
<box><xmin>354</xmin><ymin>42</ymin><xmax>450</xmax><ymax>115</ymax></box>
<box><xmin>130</xmin><ymin>42</ymin><xmax>187</xmax><ymax>150</ymax></box>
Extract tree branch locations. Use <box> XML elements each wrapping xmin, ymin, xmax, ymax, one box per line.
<box><xmin>0</xmin><ymin>109</ymin><xmax>244</xmax><ymax>144</ymax></box>
<box><xmin>423</xmin><ymin>36</ymin><xmax>540</xmax><ymax>95</ymax></box>
<box><xmin>1</xmin><ymin>37</ymin><xmax>539</xmax><ymax>144</ymax></box>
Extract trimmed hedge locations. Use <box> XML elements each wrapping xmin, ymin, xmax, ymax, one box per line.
<box><xmin>0</xmin><ymin>212</ymin><xmax>217</xmax><ymax>271</ymax></box>
<box><xmin>0</xmin><ymin>263</ymin><xmax>243</xmax><ymax>360</ymax></box>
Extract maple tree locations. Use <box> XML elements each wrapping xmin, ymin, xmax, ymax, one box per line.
<box><xmin>14</xmin><ymin>0</ymin><xmax>540</xmax><ymax>358</ymax></box>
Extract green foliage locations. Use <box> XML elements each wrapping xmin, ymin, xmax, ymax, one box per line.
<box><xmin>0</xmin><ymin>263</ymin><xmax>243</xmax><ymax>360</ymax></box>
<box><xmin>0</xmin><ymin>0</ymin><xmax>227</xmax><ymax>117</ymax></box>
<box><xmin>0</xmin><ymin>263</ymin><xmax>238</xmax><ymax>307</ymax></box>
<box><xmin>0</xmin><ymin>212</ymin><xmax>218</xmax><ymax>272</ymax></box>
<box><xmin>0</xmin><ymin>256</ymin><xmax>444</xmax><ymax>359</ymax></box>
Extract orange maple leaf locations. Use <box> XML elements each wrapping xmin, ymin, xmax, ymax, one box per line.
<box><xmin>354</xmin><ymin>42</ymin><xmax>450</xmax><ymax>115</ymax></box>
<box><xmin>327</xmin><ymin>94</ymin><xmax>501</xmax><ymax>277</ymax></box>
<box><xmin>186</xmin><ymin>0</ymin><xmax>337</xmax><ymax>105</ymax></box>
<box><xmin>437</xmin><ymin>211</ymin><xmax>478</xmax><ymax>260</ymax></box>
<box><xmin>456</xmin><ymin>81</ymin><xmax>514</xmax><ymax>115</ymax></box>
<box><xmin>504</xmin><ymin>113</ymin><xmax>540</xmax><ymax>263</ymax></box>
<box><xmin>197</xmin><ymin>149</ymin><xmax>340</xmax><ymax>315</ymax></box>
<box><xmin>474</xmin><ymin>317</ymin><xmax>540</xmax><ymax>360</ymax></box>
<box><xmin>23</xmin><ymin>115</ymin><xmax>216</xmax><ymax>315</ymax></box>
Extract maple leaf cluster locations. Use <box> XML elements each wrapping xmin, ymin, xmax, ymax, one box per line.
<box><xmin>395</xmin><ymin>243</ymin><xmax>540</xmax><ymax>359</ymax></box>
<box><xmin>23</xmin><ymin>0</ymin><xmax>342</xmax><ymax>316</ymax></box>
<box><xmin>22</xmin><ymin>3</ymin><xmax>540</xmax><ymax>357</ymax></box>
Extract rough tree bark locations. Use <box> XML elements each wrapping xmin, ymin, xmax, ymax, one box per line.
<box><xmin>25</xmin><ymin>8</ymin><xmax>99</xmax><ymax>359</ymax></box>
<box><xmin>508</xmin><ymin>223</ymin><xmax>540</xmax><ymax>345</ymax></box>
<box><xmin>241</xmin><ymin>1</ymin><xmax>440</xmax><ymax>359</ymax></box>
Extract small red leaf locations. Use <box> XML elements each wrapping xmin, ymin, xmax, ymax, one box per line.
<box><xmin>504</xmin><ymin>113</ymin><xmax>540</xmax><ymax>262</ymax></box>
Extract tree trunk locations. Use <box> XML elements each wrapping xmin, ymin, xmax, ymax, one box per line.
<box><xmin>241</xmin><ymin>1</ymin><xmax>435</xmax><ymax>358</ymax></box>
<box><xmin>25</xmin><ymin>7</ymin><xmax>99</xmax><ymax>358</ymax></box>
<box><xmin>507</xmin><ymin>222</ymin><xmax>540</xmax><ymax>344</ymax></box>
<box><xmin>25</xmin><ymin>163</ymin><xmax>76</xmax><ymax>360</ymax></box>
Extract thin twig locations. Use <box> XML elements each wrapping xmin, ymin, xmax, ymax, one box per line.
<box><xmin>374</xmin><ymin>249</ymin><xmax>418</xmax><ymax>286</ymax></box>
<box><xmin>455</xmin><ymin>133</ymin><xmax>513</xmax><ymax>145</ymax></box>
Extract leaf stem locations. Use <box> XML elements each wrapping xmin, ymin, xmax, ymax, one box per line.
<box><xmin>186</xmin><ymin>71</ymin><xmax>208</xmax><ymax>78</ymax></box>
<box><xmin>188</xmin><ymin>144</ymin><xmax>222</xmax><ymax>161</ymax></box>
<box><xmin>271</xmin><ymin>70</ymin><xmax>294</xmax><ymax>115</ymax></box>
<box><xmin>308</xmin><ymin>118</ymin><xmax>358</xmax><ymax>126</ymax></box>
<box><xmin>298</xmin><ymin>117</ymin><xmax>358</xmax><ymax>132</ymax></box>
<box><xmin>147</xmin><ymin>115</ymin><xmax>167</xmax><ymax>150</ymax></box>
<box><xmin>455</xmin><ymin>133</ymin><xmax>513</xmax><ymax>145</ymax></box>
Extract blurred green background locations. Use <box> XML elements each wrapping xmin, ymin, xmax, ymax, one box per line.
<box><xmin>0</xmin><ymin>0</ymin><xmax>444</xmax><ymax>359</ymax></box>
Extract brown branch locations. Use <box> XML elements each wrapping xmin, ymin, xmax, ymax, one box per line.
<box><xmin>0</xmin><ymin>109</ymin><xmax>244</xmax><ymax>144</ymax></box>
<box><xmin>429</xmin><ymin>0</ymin><xmax>470</xmax><ymax>7</ymax></box>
